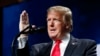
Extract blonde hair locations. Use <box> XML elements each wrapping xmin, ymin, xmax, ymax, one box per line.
<box><xmin>47</xmin><ymin>6</ymin><xmax>73</xmax><ymax>32</ymax></box>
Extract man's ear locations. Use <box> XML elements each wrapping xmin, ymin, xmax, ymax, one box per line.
<box><xmin>66</xmin><ymin>26</ymin><xmax>69</xmax><ymax>29</ymax></box>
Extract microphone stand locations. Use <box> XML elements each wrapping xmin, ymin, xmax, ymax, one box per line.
<box><xmin>11</xmin><ymin>25</ymin><xmax>32</xmax><ymax>56</ymax></box>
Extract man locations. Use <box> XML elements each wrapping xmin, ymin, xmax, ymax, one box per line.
<box><xmin>17</xmin><ymin>6</ymin><xmax>97</xmax><ymax>56</ymax></box>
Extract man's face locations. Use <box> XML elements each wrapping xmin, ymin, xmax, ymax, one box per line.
<box><xmin>47</xmin><ymin>11</ymin><xmax>66</xmax><ymax>40</ymax></box>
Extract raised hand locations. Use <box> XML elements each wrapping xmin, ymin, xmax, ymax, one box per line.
<box><xmin>19</xmin><ymin>10</ymin><xmax>29</xmax><ymax>32</ymax></box>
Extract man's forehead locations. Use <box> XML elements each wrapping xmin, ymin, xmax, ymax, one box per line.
<box><xmin>47</xmin><ymin>10</ymin><xmax>63</xmax><ymax>16</ymax></box>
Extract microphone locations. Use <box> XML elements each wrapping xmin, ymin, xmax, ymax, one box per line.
<box><xmin>21</xmin><ymin>25</ymin><xmax>46</xmax><ymax>34</ymax></box>
<box><xmin>11</xmin><ymin>25</ymin><xmax>46</xmax><ymax>56</ymax></box>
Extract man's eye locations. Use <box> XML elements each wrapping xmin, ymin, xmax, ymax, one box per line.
<box><xmin>54</xmin><ymin>18</ymin><xmax>60</xmax><ymax>21</ymax></box>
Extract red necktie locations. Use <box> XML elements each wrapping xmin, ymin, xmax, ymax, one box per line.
<box><xmin>51</xmin><ymin>40</ymin><xmax>61</xmax><ymax>56</ymax></box>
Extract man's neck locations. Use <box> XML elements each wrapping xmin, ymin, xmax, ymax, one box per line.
<box><xmin>52</xmin><ymin>33</ymin><xmax>70</xmax><ymax>41</ymax></box>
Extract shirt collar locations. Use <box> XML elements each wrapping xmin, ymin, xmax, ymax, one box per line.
<box><xmin>53</xmin><ymin>33</ymin><xmax>70</xmax><ymax>44</ymax></box>
<box><xmin>61</xmin><ymin>33</ymin><xmax>70</xmax><ymax>43</ymax></box>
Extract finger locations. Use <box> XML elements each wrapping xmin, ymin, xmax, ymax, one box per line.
<box><xmin>22</xmin><ymin>10</ymin><xmax>27</xmax><ymax>21</ymax></box>
<box><xmin>25</xmin><ymin>12</ymin><xmax>29</xmax><ymax>23</ymax></box>
<box><xmin>20</xmin><ymin>10</ymin><xmax>26</xmax><ymax>22</ymax></box>
<box><xmin>20</xmin><ymin>10</ymin><xmax>29</xmax><ymax>24</ymax></box>
<box><xmin>23</xmin><ymin>13</ymin><xmax>29</xmax><ymax>24</ymax></box>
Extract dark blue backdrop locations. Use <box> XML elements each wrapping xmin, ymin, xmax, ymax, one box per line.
<box><xmin>2</xmin><ymin>0</ymin><xmax>100</xmax><ymax>56</ymax></box>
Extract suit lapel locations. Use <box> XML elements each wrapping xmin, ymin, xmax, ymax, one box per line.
<box><xmin>64</xmin><ymin>36</ymin><xmax>78</xmax><ymax>56</ymax></box>
<box><xmin>43</xmin><ymin>41</ymin><xmax>53</xmax><ymax>56</ymax></box>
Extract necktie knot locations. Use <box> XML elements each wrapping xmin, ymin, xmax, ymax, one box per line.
<box><xmin>55</xmin><ymin>40</ymin><xmax>61</xmax><ymax>44</ymax></box>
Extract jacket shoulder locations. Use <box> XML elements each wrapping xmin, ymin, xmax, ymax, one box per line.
<box><xmin>72</xmin><ymin>37</ymin><xmax>97</xmax><ymax>56</ymax></box>
<box><xmin>76</xmin><ymin>38</ymin><xmax>96</xmax><ymax>52</ymax></box>
<box><xmin>78</xmin><ymin>38</ymin><xmax>96</xmax><ymax>45</ymax></box>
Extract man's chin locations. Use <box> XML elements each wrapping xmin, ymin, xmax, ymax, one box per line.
<box><xmin>49</xmin><ymin>35</ymin><xmax>57</xmax><ymax>40</ymax></box>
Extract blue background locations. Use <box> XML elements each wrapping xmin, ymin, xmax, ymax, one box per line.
<box><xmin>2</xmin><ymin>0</ymin><xmax>100</xmax><ymax>56</ymax></box>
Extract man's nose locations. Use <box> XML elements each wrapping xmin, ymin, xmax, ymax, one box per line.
<box><xmin>50</xmin><ymin>20</ymin><xmax>54</xmax><ymax>27</ymax></box>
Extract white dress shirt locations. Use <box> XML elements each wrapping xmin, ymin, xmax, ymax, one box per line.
<box><xmin>50</xmin><ymin>33</ymin><xmax>70</xmax><ymax>56</ymax></box>
<box><xmin>17</xmin><ymin>35</ymin><xmax>28</xmax><ymax>49</ymax></box>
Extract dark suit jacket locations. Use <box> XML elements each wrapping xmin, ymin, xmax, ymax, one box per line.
<box><xmin>17</xmin><ymin>36</ymin><xmax>97</xmax><ymax>56</ymax></box>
